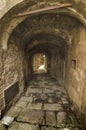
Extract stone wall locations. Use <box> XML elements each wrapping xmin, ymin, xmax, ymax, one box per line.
<box><xmin>49</xmin><ymin>40</ymin><xmax>67</xmax><ymax>85</ymax></box>
<box><xmin>50</xmin><ymin>54</ymin><xmax>66</xmax><ymax>85</ymax></box>
<box><xmin>0</xmin><ymin>46</ymin><xmax>5</xmax><ymax>110</ymax></box>
<box><xmin>0</xmin><ymin>43</ymin><xmax>25</xmax><ymax>111</ymax></box>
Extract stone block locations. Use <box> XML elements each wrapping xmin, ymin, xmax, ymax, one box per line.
<box><xmin>19</xmin><ymin>96</ymin><xmax>33</xmax><ymax>103</ymax></box>
<box><xmin>17</xmin><ymin>109</ymin><xmax>44</xmax><ymax>125</ymax></box>
<box><xmin>28</xmin><ymin>88</ymin><xmax>42</xmax><ymax>94</ymax></box>
<box><xmin>27</xmin><ymin>103</ymin><xmax>42</xmax><ymax>110</ymax></box>
<box><xmin>57</xmin><ymin>128</ymin><xmax>71</xmax><ymax>130</ymax></box>
<box><xmin>57</xmin><ymin>111</ymin><xmax>67</xmax><ymax>127</ymax></box>
<box><xmin>41</xmin><ymin>126</ymin><xmax>56</xmax><ymax>130</ymax></box>
<box><xmin>43</xmin><ymin>88</ymin><xmax>54</xmax><ymax>94</ymax></box>
<box><xmin>8</xmin><ymin>122</ymin><xmax>39</xmax><ymax>130</ymax></box>
<box><xmin>5</xmin><ymin>106</ymin><xmax>22</xmax><ymax>118</ymax></box>
<box><xmin>46</xmin><ymin>111</ymin><xmax>56</xmax><ymax>126</ymax></box>
<box><xmin>43</xmin><ymin>104</ymin><xmax>63</xmax><ymax>111</ymax></box>
<box><xmin>15</xmin><ymin>101</ymin><xmax>28</xmax><ymax>108</ymax></box>
<box><xmin>48</xmin><ymin>98</ymin><xmax>53</xmax><ymax>103</ymax></box>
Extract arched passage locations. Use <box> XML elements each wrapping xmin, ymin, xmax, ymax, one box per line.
<box><xmin>0</xmin><ymin>1</ymin><xmax>86</xmax><ymax>129</ymax></box>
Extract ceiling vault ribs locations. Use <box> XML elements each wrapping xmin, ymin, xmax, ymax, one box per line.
<box><xmin>14</xmin><ymin>3</ymin><xmax>72</xmax><ymax>18</ymax></box>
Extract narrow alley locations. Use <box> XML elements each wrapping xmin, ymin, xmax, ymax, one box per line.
<box><xmin>0</xmin><ymin>1</ymin><xmax>86</xmax><ymax>129</ymax></box>
<box><xmin>1</xmin><ymin>73</ymin><xmax>80</xmax><ymax>130</ymax></box>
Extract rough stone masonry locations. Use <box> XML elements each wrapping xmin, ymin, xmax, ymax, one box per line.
<box><xmin>0</xmin><ymin>0</ymin><xmax>86</xmax><ymax>129</ymax></box>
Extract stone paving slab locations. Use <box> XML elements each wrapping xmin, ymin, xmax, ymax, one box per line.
<box><xmin>28</xmin><ymin>88</ymin><xmax>42</xmax><ymax>93</ymax></box>
<box><xmin>33</xmin><ymin>93</ymin><xmax>48</xmax><ymax>103</ymax></box>
<box><xmin>43</xmin><ymin>88</ymin><xmax>55</xmax><ymax>94</ymax></box>
<box><xmin>57</xmin><ymin>128</ymin><xmax>79</xmax><ymax>130</ymax></box>
<box><xmin>27</xmin><ymin>103</ymin><xmax>42</xmax><ymax>110</ymax></box>
<box><xmin>48</xmin><ymin>97</ymin><xmax>54</xmax><ymax>103</ymax></box>
<box><xmin>19</xmin><ymin>96</ymin><xmax>33</xmax><ymax>103</ymax></box>
<box><xmin>15</xmin><ymin>101</ymin><xmax>28</xmax><ymax>108</ymax></box>
<box><xmin>47</xmin><ymin>94</ymin><xmax>55</xmax><ymax>97</ymax></box>
<box><xmin>61</xmin><ymin>97</ymin><xmax>68</xmax><ymax>101</ymax></box>
<box><xmin>57</xmin><ymin>111</ymin><xmax>67</xmax><ymax>127</ymax></box>
<box><xmin>62</xmin><ymin>100</ymin><xmax>69</xmax><ymax>105</ymax></box>
<box><xmin>8</xmin><ymin>122</ymin><xmax>39</xmax><ymax>130</ymax></box>
<box><xmin>46</xmin><ymin>111</ymin><xmax>56</xmax><ymax>126</ymax></box>
<box><xmin>17</xmin><ymin>109</ymin><xmax>44</xmax><ymax>124</ymax></box>
<box><xmin>5</xmin><ymin>106</ymin><xmax>22</xmax><ymax>118</ymax></box>
<box><xmin>39</xmin><ymin>94</ymin><xmax>48</xmax><ymax>100</ymax></box>
<box><xmin>74</xmin><ymin>128</ymin><xmax>79</xmax><ymax>130</ymax></box>
<box><xmin>1</xmin><ymin>74</ymin><xmax>81</xmax><ymax>130</ymax></box>
<box><xmin>56</xmin><ymin>128</ymin><xmax>71</xmax><ymax>130</ymax></box>
<box><xmin>50</xmin><ymin>86</ymin><xmax>60</xmax><ymax>91</ymax></box>
<box><xmin>43</xmin><ymin>104</ymin><xmax>63</xmax><ymax>111</ymax></box>
<box><xmin>41</xmin><ymin>126</ymin><xmax>56</xmax><ymax>130</ymax></box>
<box><xmin>56</xmin><ymin>92</ymin><xmax>62</xmax><ymax>97</ymax></box>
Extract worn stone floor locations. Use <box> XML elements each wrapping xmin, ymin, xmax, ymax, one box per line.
<box><xmin>0</xmin><ymin>73</ymin><xmax>81</xmax><ymax>130</ymax></box>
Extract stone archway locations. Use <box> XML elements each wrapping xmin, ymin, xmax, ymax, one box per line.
<box><xmin>0</xmin><ymin>1</ymin><xmax>86</xmax><ymax>129</ymax></box>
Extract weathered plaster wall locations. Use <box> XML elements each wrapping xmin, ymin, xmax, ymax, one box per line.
<box><xmin>0</xmin><ymin>46</ymin><xmax>4</xmax><ymax>109</ymax></box>
<box><xmin>65</xmin><ymin>25</ymin><xmax>86</xmax><ymax>120</ymax></box>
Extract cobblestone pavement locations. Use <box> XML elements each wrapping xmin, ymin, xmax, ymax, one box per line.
<box><xmin>0</xmin><ymin>73</ymin><xmax>81</xmax><ymax>130</ymax></box>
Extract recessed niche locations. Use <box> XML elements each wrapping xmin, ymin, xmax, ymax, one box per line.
<box><xmin>72</xmin><ymin>59</ymin><xmax>77</xmax><ymax>69</ymax></box>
